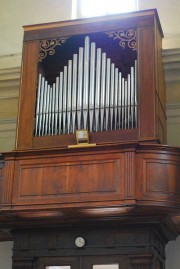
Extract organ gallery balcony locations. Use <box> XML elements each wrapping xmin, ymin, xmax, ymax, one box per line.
<box><xmin>0</xmin><ymin>143</ymin><xmax>180</xmax><ymax>234</ymax></box>
<box><xmin>0</xmin><ymin>8</ymin><xmax>179</xmax><ymax>237</ymax></box>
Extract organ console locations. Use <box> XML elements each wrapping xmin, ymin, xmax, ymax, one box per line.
<box><xmin>0</xmin><ymin>9</ymin><xmax>180</xmax><ymax>269</ymax></box>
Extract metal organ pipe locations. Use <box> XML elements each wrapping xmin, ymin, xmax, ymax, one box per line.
<box><xmin>42</xmin><ymin>80</ymin><xmax>48</xmax><ymax>136</ymax></box>
<box><xmin>34</xmin><ymin>36</ymin><xmax>138</xmax><ymax>137</ymax></box>
<box><xmin>114</xmin><ymin>68</ymin><xmax>118</xmax><ymax>130</ymax></box>
<box><xmin>105</xmin><ymin>58</ymin><xmax>111</xmax><ymax>131</ymax></box>
<box><xmin>110</xmin><ymin>63</ymin><xmax>115</xmax><ymax>131</ymax></box>
<box><xmin>45</xmin><ymin>84</ymin><xmax>50</xmax><ymax>135</ymax></box>
<box><xmin>77</xmin><ymin>47</ymin><xmax>83</xmax><ymax>130</ymax></box>
<box><xmin>95</xmin><ymin>48</ymin><xmax>101</xmax><ymax>132</ymax></box>
<box><xmin>63</xmin><ymin>66</ymin><xmax>67</xmax><ymax>134</ymax></box>
<box><xmin>83</xmin><ymin>36</ymin><xmax>90</xmax><ymax>129</ymax></box>
<box><xmin>100</xmin><ymin>53</ymin><xmax>106</xmax><ymax>131</ymax></box>
<box><xmin>72</xmin><ymin>54</ymin><xmax>78</xmax><ymax>134</ymax></box>
<box><xmin>55</xmin><ymin>77</ymin><xmax>59</xmax><ymax>135</ymax></box>
<box><xmin>89</xmin><ymin>42</ymin><xmax>96</xmax><ymax>132</ymax></box>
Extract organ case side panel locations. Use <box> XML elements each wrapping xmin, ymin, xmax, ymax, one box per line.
<box><xmin>0</xmin><ymin>158</ymin><xmax>4</xmax><ymax>207</ymax></box>
<box><xmin>138</xmin><ymin>25</ymin><xmax>155</xmax><ymax>141</ymax></box>
<box><xmin>154</xmin><ymin>17</ymin><xmax>167</xmax><ymax>144</ymax></box>
<box><xmin>16</xmin><ymin>41</ymin><xmax>39</xmax><ymax>149</ymax></box>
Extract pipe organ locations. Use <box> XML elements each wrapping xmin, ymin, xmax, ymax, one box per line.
<box><xmin>15</xmin><ymin>9</ymin><xmax>166</xmax><ymax>149</ymax></box>
<box><xmin>0</xmin><ymin>9</ymin><xmax>180</xmax><ymax>269</ymax></box>
<box><xmin>35</xmin><ymin>36</ymin><xmax>137</xmax><ymax>137</ymax></box>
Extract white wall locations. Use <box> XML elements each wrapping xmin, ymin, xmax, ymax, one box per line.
<box><xmin>0</xmin><ymin>0</ymin><xmax>72</xmax><ymax>57</ymax></box>
<box><xmin>0</xmin><ymin>242</ymin><xmax>13</xmax><ymax>269</ymax></box>
<box><xmin>1</xmin><ymin>0</ymin><xmax>180</xmax><ymax>61</ymax></box>
<box><xmin>138</xmin><ymin>0</ymin><xmax>180</xmax><ymax>49</ymax></box>
<box><xmin>166</xmin><ymin>236</ymin><xmax>180</xmax><ymax>268</ymax></box>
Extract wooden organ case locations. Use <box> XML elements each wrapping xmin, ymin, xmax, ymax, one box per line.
<box><xmin>0</xmin><ymin>9</ymin><xmax>180</xmax><ymax>269</ymax></box>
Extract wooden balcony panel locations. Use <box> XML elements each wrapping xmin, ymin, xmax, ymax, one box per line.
<box><xmin>0</xmin><ymin>144</ymin><xmax>179</xmax><ymax>221</ymax></box>
<box><xmin>135</xmin><ymin>145</ymin><xmax>180</xmax><ymax>207</ymax></box>
<box><xmin>1</xmin><ymin>147</ymin><xmax>128</xmax><ymax>213</ymax></box>
<box><xmin>12</xmin><ymin>152</ymin><xmax>124</xmax><ymax>208</ymax></box>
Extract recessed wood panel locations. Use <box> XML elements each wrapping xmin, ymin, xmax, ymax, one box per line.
<box><xmin>134</xmin><ymin>147</ymin><xmax>180</xmax><ymax>209</ymax></box>
<box><xmin>143</xmin><ymin>159</ymin><xmax>180</xmax><ymax>196</ymax></box>
<box><xmin>19</xmin><ymin>166</ymin><xmax>43</xmax><ymax>196</ymax></box>
<box><xmin>19</xmin><ymin>160</ymin><xmax>117</xmax><ymax>196</ymax></box>
<box><xmin>12</xmin><ymin>153</ymin><xmax>123</xmax><ymax>207</ymax></box>
<box><xmin>139</xmin><ymin>155</ymin><xmax>180</xmax><ymax>203</ymax></box>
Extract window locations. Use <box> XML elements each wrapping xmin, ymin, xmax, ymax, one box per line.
<box><xmin>72</xmin><ymin>0</ymin><xmax>138</xmax><ymax>19</ymax></box>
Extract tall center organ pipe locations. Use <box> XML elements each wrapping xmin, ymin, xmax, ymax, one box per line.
<box><xmin>34</xmin><ymin>36</ymin><xmax>138</xmax><ymax>137</ymax></box>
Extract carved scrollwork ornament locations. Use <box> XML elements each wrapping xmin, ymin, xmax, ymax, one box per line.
<box><xmin>105</xmin><ymin>29</ymin><xmax>137</xmax><ymax>51</ymax></box>
<box><xmin>39</xmin><ymin>37</ymin><xmax>69</xmax><ymax>62</ymax></box>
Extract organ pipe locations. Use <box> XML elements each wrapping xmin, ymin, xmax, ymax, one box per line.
<box><xmin>77</xmin><ymin>47</ymin><xmax>83</xmax><ymax>130</ymax></box>
<box><xmin>34</xmin><ymin>36</ymin><xmax>138</xmax><ymax>137</ymax></box>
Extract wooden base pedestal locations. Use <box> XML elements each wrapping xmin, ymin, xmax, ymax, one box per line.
<box><xmin>12</xmin><ymin>222</ymin><xmax>169</xmax><ymax>269</ymax></box>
